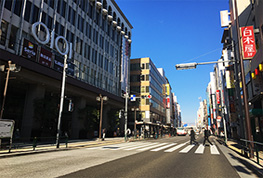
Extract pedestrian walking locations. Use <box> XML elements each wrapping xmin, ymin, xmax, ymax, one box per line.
<box><xmin>102</xmin><ymin>128</ymin><xmax>106</xmax><ymax>141</ymax></box>
<box><xmin>189</xmin><ymin>127</ymin><xmax>198</xmax><ymax>145</ymax></box>
<box><xmin>203</xmin><ymin>126</ymin><xmax>213</xmax><ymax>146</ymax></box>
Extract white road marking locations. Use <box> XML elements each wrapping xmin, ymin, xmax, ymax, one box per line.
<box><xmin>195</xmin><ymin>144</ymin><xmax>205</xmax><ymax>154</ymax></box>
<box><xmin>210</xmin><ymin>144</ymin><xmax>220</xmax><ymax>155</ymax></box>
<box><xmin>164</xmin><ymin>142</ymin><xmax>188</xmax><ymax>152</ymax></box>
<box><xmin>125</xmin><ymin>142</ymin><xmax>158</xmax><ymax>150</ymax></box>
<box><xmin>179</xmin><ymin>145</ymin><xmax>195</xmax><ymax>153</ymax></box>
<box><xmin>138</xmin><ymin>143</ymin><xmax>167</xmax><ymax>151</ymax></box>
<box><xmin>150</xmin><ymin>143</ymin><xmax>176</xmax><ymax>152</ymax></box>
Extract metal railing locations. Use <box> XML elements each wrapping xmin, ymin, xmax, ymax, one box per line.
<box><xmin>240</xmin><ymin>139</ymin><xmax>263</xmax><ymax>165</ymax></box>
<box><xmin>0</xmin><ymin>136</ymin><xmax>69</xmax><ymax>152</ymax></box>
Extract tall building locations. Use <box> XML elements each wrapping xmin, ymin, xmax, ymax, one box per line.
<box><xmin>130</xmin><ymin>57</ymin><xmax>174</xmax><ymax>137</ymax></box>
<box><xmin>0</xmin><ymin>0</ymin><xmax>132</xmax><ymax>139</ymax></box>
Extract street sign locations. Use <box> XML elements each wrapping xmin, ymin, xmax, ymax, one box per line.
<box><xmin>130</xmin><ymin>95</ymin><xmax>136</xmax><ymax>101</ymax></box>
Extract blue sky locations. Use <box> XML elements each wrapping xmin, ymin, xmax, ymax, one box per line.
<box><xmin>115</xmin><ymin>0</ymin><xmax>229</xmax><ymax>125</ymax></box>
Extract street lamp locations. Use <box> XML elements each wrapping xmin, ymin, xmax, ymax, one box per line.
<box><xmin>175</xmin><ymin>60</ymin><xmax>233</xmax><ymax>144</ymax></box>
<box><xmin>0</xmin><ymin>61</ymin><xmax>20</xmax><ymax>119</ymax></box>
<box><xmin>175</xmin><ymin>60</ymin><xmax>235</xmax><ymax>70</ymax></box>
<box><xmin>96</xmin><ymin>94</ymin><xmax>108</xmax><ymax>140</ymax></box>
<box><xmin>131</xmin><ymin>107</ymin><xmax>139</xmax><ymax>139</ymax></box>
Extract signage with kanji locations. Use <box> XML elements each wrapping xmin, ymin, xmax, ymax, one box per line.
<box><xmin>240</xmin><ymin>26</ymin><xmax>257</xmax><ymax>59</ymax></box>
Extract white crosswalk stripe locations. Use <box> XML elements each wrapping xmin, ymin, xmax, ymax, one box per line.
<box><xmin>86</xmin><ymin>141</ymin><xmax>220</xmax><ymax>155</ymax></box>
<box><xmin>151</xmin><ymin>143</ymin><xmax>176</xmax><ymax>152</ymax></box>
<box><xmin>138</xmin><ymin>143</ymin><xmax>167</xmax><ymax>151</ymax></box>
<box><xmin>164</xmin><ymin>142</ymin><xmax>187</xmax><ymax>152</ymax></box>
<box><xmin>179</xmin><ymin>145</ymin><xmax>195</xmax><ymax>153</ymax></box>
<box><xmin>210</xmin><ymin>144</ymin><xmax>220</xmax><ymax>155</ymax></box>
<box><xmin>195</xmin><ymin>144</ymin><xmax>205</xmax><ymax>154</ymax></box>
<box><xmin>125</xmin><ymin>142</ymin><xmax>158</xmax><ymax>150</ymax></box>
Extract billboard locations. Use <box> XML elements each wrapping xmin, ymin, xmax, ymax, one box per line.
<box><xmin>120</xmin><ymin>37</ymin><xmax>129</xmax><ymax>92</ymax></box>
<box><xmin>21</xmin><ymin>38</ymin><xmax>38</xmax><ymax>61</ymax></box>
<box><xmin>39</xmin><ymin>47</ymin><xmax>52</xmax><ymax>67</ymax></box>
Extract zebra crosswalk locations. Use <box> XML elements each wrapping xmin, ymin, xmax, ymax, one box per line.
<box><xmin>87</xmin><ymin>141</ymin><xmax>220</xmax><ymax>155</ymax></box>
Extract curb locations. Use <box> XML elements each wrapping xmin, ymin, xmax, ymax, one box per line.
<box><xmin>0</xmin><ymin>139</ymin><xmax>125</xmax><ymax>159</ymax></box>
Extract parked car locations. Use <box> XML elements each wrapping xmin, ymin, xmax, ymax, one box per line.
<box><xmin>176</xmin><ymin>127</ymin><xmax>187</xmax><ymax>136</ymax></box>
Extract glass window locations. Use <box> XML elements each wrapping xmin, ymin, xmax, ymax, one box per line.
<box><xmin>41</xmin><ymin>12</ymin><xmax>46</xmax><ymax>24</ymax></box>
<box><xmin>14</xmin><ymin>0</ymin><xmax>23</xmax><ymax>17</ymax></box>
<box><xmin>0</xmin><ymin>20</ymin><xmax>8</xmax><ymax>46</ymax></box>
<box><xmin>130</xmin><ymin>63</ymin><xmax>140</xmax><ymax>71</ymax></box>
<box><xmin>31</xmin><ymin>5</ymin><xmax>39</xmax><ymax>23</ymax></box>
<box><xmin>8</xmin><ymin>25</ymin><xmax>18</xmax><ymax>50</ymax></box>
<box><xmin>49</xmin><ymin>0</ymin><xmax>54</xmax><ymax>8</ymax></box>
<box><xmin>24</xmin><ymin>1</ymin><xmax>32</xmax><ymax>22</ymax></box>
<box><xmin>67</xmin><ymin>5</ymin><xmax>71</xmax><ymax>22</ymax></box>
<box><xmin>4</xmin><ymin>0</ymin><xmax>12</xmax><ymax>11</ymax></box>
<box><xmin>62</xmin><ymin>1</ymin><xmax>66</xmax><ymax>18</ymax></box>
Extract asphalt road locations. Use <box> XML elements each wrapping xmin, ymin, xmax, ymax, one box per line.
<box><xmin>59</xmin><ymin>136</ymin><xmax>240</xmax><ymax>178</ymax></box>
<box><xmin>1</xmin><ymin>136</ymin><xmax>260</xmax><ymax>178</ymax></box>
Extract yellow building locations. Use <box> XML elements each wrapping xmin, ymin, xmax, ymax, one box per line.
<box><xmin>130</xmin><ymin>57</ymin><xmax>168</xmax><ymax>137</ymax></box>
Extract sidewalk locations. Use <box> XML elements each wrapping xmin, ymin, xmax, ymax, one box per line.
<box><xmin>216</xmin><ymin>137</ymin><xmax>263</xmax><ymax>177</ymax></box>
<box><xmin>0</xmin><ymin>137</ymin><xmax>126</xmax><ymax>158</ymax></box>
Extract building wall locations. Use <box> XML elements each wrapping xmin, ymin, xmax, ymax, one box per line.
<box><xmin>0</xmin><ymin>0</ymin><xmax>132</xmax><ymax>139</ymax></box>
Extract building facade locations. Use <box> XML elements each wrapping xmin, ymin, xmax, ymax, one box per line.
<box><xmin>130</xmin><ymin>57</ymin><xmax>175</xmax><ymax>137</ymax></box>
<box><xmin>0</xmin><ymin>0</ymin><xmax>132</xmax><ymax>140</ymax></box>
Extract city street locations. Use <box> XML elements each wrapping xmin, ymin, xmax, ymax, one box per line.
<box><xmin>1</xmin><ymin>136</ymin><xmax>260</xmax><ymax>178</ymax></box>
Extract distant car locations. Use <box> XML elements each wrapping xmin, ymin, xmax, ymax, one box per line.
<box><xmin>177</xmin><ymin>127</ymin><xmax>187</xmax><ymax>136</ymax></box>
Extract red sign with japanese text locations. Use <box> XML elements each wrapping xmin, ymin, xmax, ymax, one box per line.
<box><xmin>240</xmin><ymin>26</ymin><xmax>256</xmax><ymax>59</ymax></box>
<box><xmin>216</xmin><ymin>90</ymin><xmax>221</xmax><ymax>104</ymax></box>
<box><xmin>167</xmin><ymin>97</ymin><xmax>170</xmax><ymax>108</ymax></box>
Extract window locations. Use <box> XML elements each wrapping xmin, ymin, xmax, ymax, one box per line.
<box><xmin>24</xmin><ymin>1</ymin><xmax>32</xmax><ymax>22</ymax></box>
<box><xmin>8</xmin><ymin>25</ymin><xmax>18</xmax><ymax>50</ymax></box>
<box><xmin>62</xmin><ymin>1</ymin><xmax>66</xmax><ymax>18</ymax></box>
<box><xmin>104</xmin><ymin>58</ymin><xmax>108</xmax><ymax>71</ymax></box>
<box><xmin>130</xmin><ymin>63</ymin><xmax>140</xmax><ymax>71</ymax></box>
<box><xmin>14</xmin><ymin>0</ymin><xmax>23</xmax><ymax>17</ymax></box>
<box><xmin>84</xmin><ymin>43</ymin><xmax>90</xmax><ymax>59</ymax></box>
<box><xmin>31</xmin><ymin>5</ymin><xmax>39</xmax><ymax>23</ymax></box>
<box><xmin>4</xmin><ymin>1</ymin><xmax>12</xmax><ymax>11</ymax></box>
<box><xmin>0</xmin><ymin>20</ymin><xmax>8</xmax><ymax>46</ymax></box>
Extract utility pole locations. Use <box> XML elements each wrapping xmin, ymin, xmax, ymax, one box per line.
<box><xmin>0</xmin><ymin>61</ymin><xmax>11</xmax><ymax>119</ymax></box>
<box><xmin>124</xmin><ymin>87</ymin><xmax>128</xmax><ymax>142</ymax></box>
<box><xmin>56</xmin><ymin>55</ymin><xmax>67</xmax><ymax>148</ymax></box>
<box><xmin>234</xmin><ymin>0</ymin><xmax>254</xmax><ymax>157</ymax></box>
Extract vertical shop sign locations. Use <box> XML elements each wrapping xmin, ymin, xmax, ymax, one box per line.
<box><xmin>240</xmin><ymin>26</ymin><xmax>256</xmax><ymax>59</ymax></box>
<box><xmin>21</xmin><ymin>38</ymin><xmax>38</xmax><ymax>61</ymax></box>
<box><xmin>39</xmin><ymin>47</ymin><xmax>52</xmax><ymax>67</ymax></box>
<box><xmin>167</xmin><ymin>97</ymin><xmax>170</xmax><ymax>108</ymax></box>
<box><xmin>216</xmin><ymin>90</ymin><xmax>221</xmax><ymax>104</ymax></box>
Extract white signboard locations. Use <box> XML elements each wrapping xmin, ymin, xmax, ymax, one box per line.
<box><xmin>0</xmin><ymin>120</ymin><xmax>15</xmax><ymax>138</ymax></box>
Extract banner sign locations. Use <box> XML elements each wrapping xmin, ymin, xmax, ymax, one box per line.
<box><xmin>21</xmin><ymin>38</ymin><xmax>38</xmax><ymax>61</ymax></box>
<box><xmin>39</xmin><ymin>47</ymin><xmax>52</xmax><ymax>67</ymax></box>
<box><xmin>54</xmin><ymin>55</ymin><xmax>64</xmax><ymax>72</ymax></box>
<box><xmin>167</xmin><ymin>97</ymin><xmax>170</xmax><ymax>108</ymax></box>
<box><xmin>216</xmin><ymin>90</ymin><xmax>221</xmax><ymax>104</ymax></box>
<box><xmin>67</xmin><ymin>62</ymin><xmax>75</xmax><ymax>76</ymax></box>
<box><xmin>240</xmin><ymin>26</ymin><xmax>256</xmax><ymax>59</ymax></box>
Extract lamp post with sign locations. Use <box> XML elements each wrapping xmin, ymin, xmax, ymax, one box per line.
<box><xmin>31</xmin><ymin>22</ymin><xmax>72</xmax><ymax>148</ymax></box>
<box><xmin>175</xmin><ymin>60</ymin><xmax>234</xmax><ymax>144</ymax></box>
<box><xmin>0</xmin><ymin>61</ymin><xmax>20</xmax><ymax>119</ymax></box>
<box><xmin>96</xmin><ymin>94</ymin><xmax>108</xmax><ymax>140</ymax></box>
